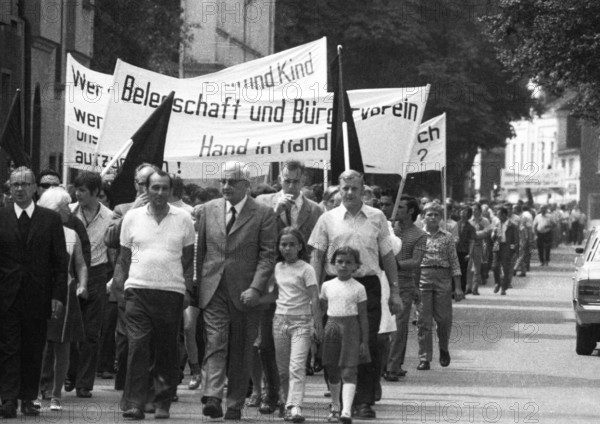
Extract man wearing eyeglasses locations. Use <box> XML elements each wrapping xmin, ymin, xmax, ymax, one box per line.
<box><xmin>0</xmin><ymin>167</ymin><xmax>69</xmax><ymax>418</ymax></box>
<box><xmin>196</xmin><ymin>161</ymin><xmax>277</xmax><ymax>421</ymax></box>
<box><xmin>36</xmin><ymin>169</ymin><xmax>62</xmax><ymax>198</ymax></box>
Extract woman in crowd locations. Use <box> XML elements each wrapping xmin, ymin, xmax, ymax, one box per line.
<box><xmin>467</xmin><ymin>203</ymin><xmax>491</xmax><ymax>294</ymax></box>
<box><xmin>37</xmin><ymin>187</ymin><xmax>87</xmax><ymax>411</ymax></box>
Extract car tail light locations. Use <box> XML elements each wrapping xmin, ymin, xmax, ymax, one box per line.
<box><xmin>578</xmin><ymin>280</ymin><xmax>600</xmax><ymax>304</ymax></box>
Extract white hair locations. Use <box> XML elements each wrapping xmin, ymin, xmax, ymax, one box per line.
<box><xmin>38</xmin><ymin>187</ymin><xmax>72</xmax><ymax>212</ymax></box>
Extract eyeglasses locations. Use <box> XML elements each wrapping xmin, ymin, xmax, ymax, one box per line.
<box><xmin>220</xmin><ymin>179</ymin><xmax>244</xmax><ymax>186</ymax></box>
<box><xmin>39</xmin><ymin>183</ymin><xmax>60</xmax><ymax>189</ymax></box>
<box><xmin>11</xmin><ymin>182</ymin><xmax>33</xmax><ymax>189</ymax></box>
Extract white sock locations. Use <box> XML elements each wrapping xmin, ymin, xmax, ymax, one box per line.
<box><xmin>329</xmin><ymin>382</ymin><xmax>341</xmax><ymax>411</ymax></box>
<box><xmin>341</xmin><ymin>383</ymin><xmax>356</xmax><ymax>416</ymax></box>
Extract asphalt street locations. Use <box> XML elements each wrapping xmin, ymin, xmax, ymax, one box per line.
<box><xmin>17</xmin><ymin>245</ymin><xmax>600</xmax><ymax>423</ymax></box>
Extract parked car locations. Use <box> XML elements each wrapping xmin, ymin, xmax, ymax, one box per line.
<box><xmin>572</xmin><ymin>228</ymin><xmax>600</xmax><ymax>355</ymax></box>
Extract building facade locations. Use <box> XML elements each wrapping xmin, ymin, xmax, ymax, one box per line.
<box><xmin>180</xmin><ymin>0</ymin><xmax>275</xmax><ymax>77</ymax></box>
<box><xmin>501</xmin><ymin>102</ymin><xmax>581</xmax><ymax>205</ymax></box>
<box><xmin>0</xmin><ymin>0</ymin><xmax>94</xmax><ymax>180</ymax></box>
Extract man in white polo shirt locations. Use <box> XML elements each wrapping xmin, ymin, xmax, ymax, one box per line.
<box><xmin>118</xmin><ymin>170</ymin><xmax>195</xmax><ymax>420</ymax></box>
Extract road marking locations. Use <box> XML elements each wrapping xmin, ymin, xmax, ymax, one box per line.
<box><xmin>454</xmin><ymin>303</ymin><xmax>572</xmax><ymax>313</ymax></box>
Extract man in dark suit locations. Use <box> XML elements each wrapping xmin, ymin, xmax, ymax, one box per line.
<box><xmin>492</xmin><ymin>206</ymin><xmax>519</xmax><ymax>295</ymax></box>
<box><xmin>196</xmin><ymin>161</ymin><xmax>277</xmax><ymax>421</ymax></box>
<box><xmin>254</xmin><ymin>159</ymin><xmax>322</xmax><ymax>413</ymax></box>
<box><xmin>0</xmin><ymin>167</ymin><xmax>68</xmax><ymax>418</ymax></box>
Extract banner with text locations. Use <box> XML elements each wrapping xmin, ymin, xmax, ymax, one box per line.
<box><xmin>407</xmin><ymin>113</ymin><xmax>446</xmax><ymax>174</ymax></box>
<box><xmin>95</xmin><ymin>57</ymin><xmax>429</xmax><ymax>176</ymax></box>
<box><xmin>64</xmin><ymin>54</ymin><xmax>112</xmax><ymax>171</ymax></box>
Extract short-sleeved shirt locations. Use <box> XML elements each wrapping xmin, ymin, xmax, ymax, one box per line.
<box><xmin>321</xmin><ymin>277</ymin><xmax>367</xmax><ymax>317</ymax></box>
<box><xmin>395</xmin><ymin>223</ymin><xmax>427</xmax><ymax>288</ymax></box>
<box><xmin>308</xmin><ymin>203</ymin><xmax>392</xmax><ymax>278</ymax></box>
<box><xmin>70</xmin><ymin>202</ymin><xmax>113</xmax><ymax>267</ymax></box>
<box><xmin>120</xmin><ymin>205</ymin><xmax>195</xmax><ymax>295</ymax></box>
<box><xmin>274</xmin><ymin>260</ymin><xmax>317</xmax><ymax>315</ymax></box>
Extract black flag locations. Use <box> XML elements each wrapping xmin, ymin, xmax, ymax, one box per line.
<box><xmin>109</xmin><ymin>91</ymin><xmax>175</xmax><ymax>208</ymax></box>
<box><xmin>330</xmin><ymin>48</ymin><xmax>363</xmax><ymax>181</ymax></box>
<box><xmin>0</xmin><ymin>90</ymin><xmax>30</xmax><ymax>168</ymax></box>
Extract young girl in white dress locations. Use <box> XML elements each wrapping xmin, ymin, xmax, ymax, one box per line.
<box><xmin>321</xmin><ymin>246</ymin><xmax>370</xmax><ymax>424</ymax></box>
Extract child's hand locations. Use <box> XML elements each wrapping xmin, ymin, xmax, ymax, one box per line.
<box><xmin>313</xmin><ymin>321</ymin><xmax>324</xmax><ymax>344</ymax></box>
<box><xmin>359</xmin><ymin>342</ymin><xmax>368</xmax><ymax>359</ymax></box>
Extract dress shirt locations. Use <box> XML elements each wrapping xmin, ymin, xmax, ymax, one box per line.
<box><xmin>420</xmin><ymin>227</ymin><xmax>461</xmax><ymax>277</ymax></box>
<box><xmin>308</xmin><ymin>203</ymin><xmax>393</xmax><ymax>278</ymax></box>
<box><xmin>226</xmin><ymin>195</ymin><xmax>248</xmax><ymax>226</ymax></box>
<box><xmin>14</xmin><ymin>201</ymin><xmax>35</xmax><ymax>219</ymax></box>
<box><xmin>70</xmin><ymin>202</ymin><xmax>113</xmax><ymax>267</ymax></box>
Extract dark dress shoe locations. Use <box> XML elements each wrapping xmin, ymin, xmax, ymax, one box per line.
<box><xmin>64</xmin><ymin>379</ymin><xmax>75</xmax><ymax>392</ymax></box>
<box><xmin>501</xmin><ymin>290</ymin><xmax>507</xmax><ymax>295</ymax></box>
<box><xmin>493</xmin><ymin>285</ymin><xmax>500</xmax><ymax>293</ymax></box>
<box><xmin>0</xmin><ymin>400</ymin><xmax>17</xmax><ymax>418</ymax></box>
<box><xmin>354</xmin><ymin>403</ymin><xmax>376</xmax><ymax>419</ymax></box>
<box><xmin>383</xmin><ymin>371</ymin><xmax>399</xmax><ymax>382</ymax></box>
<box><xmin>20</xmin><ymin>401</ymin><xmax>40</xmax><ymax>416</ymax></box>
<box><xmin>259</xmin><ymin>400</ymin><xmax>278</xmax><ymax>414</ymax></box>
<box><xmin>306</xmin><ymin>365</ymin><xmax>314</xmax><ymax>376</ymax></box>
<box><xmin>203</xmin><ymin>397</ymin><xmax>223</xmax><ymax>418</ymax></box>
<box><xmin>440</xmin><ymin>349</ymin><xmax>451</xmax><ymax>367</ymax></box>
<box><xmin>76</xmin><ymin>388</ymin><xmax>92</xmax><ymax>398</ymax></box>
<box><xmin>224</xmin><ymin>408</ymin><xmax>242</xmax><ymax>420</ymax></box>
<box><xmin>417</xmin><ymin>360</ymin><xmax>430</xmax><ymax>370</ymax></box>
<box><xmin>123</xmin><ymin>407</ymin><xmax>145</xmax><ymax>420</ymax></box>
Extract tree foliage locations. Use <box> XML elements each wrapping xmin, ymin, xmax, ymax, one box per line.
<box><xmin>91</xmin><ymin>0</ymin><xmax>187</xmax><ymax>76</ymax></box>
<box><xmin>277</xmin><ymin>0</ymin><xmax>534</xmax><ymax>199</ymax></box>
<box><xmin>484</xmin><ymin>0</ymin><xmax>600</xmax><ymax>124</ymax></box>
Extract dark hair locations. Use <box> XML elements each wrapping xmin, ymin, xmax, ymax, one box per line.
<box><xmin>497</xmin><ymin>206</ymin><xmax>508</xmax><ymax>216</ymax></box>
<box><xmin>205</xmin><ymin>187</ymin><xmax>222</xmax><ymax>200</ymax></box>
<box><xmin>281</xmin><ymin>159</ymin><xmax>305</xmax><ymax>176</ymax></box>
<box><xmin>100</xmin><ymin>181</ymin><xmax>112</xmax><ymax>206</ymax></box>
<box><xmin>461</xmin><ymin>205</ymin><xmax>473</xmax><ymax>219</ymax></box>
<box><xmin>330</xmin><ymin>246</ymin><xmax>362</xmax><ymax>268</ymax></box>
<box><xmin>37</xmin><ymin>169</ymin><xmax>62</xmax><ymax>185</ymax></box>
<box><xmin>192</xmin><ymin>187</ymin><xmax>210</xmax><ymax>204</ymax></box>
<box><xmin>276</xmin><ymin>227</ymin><xmax>309</xmax><ymax>262</ymax></box>
<box><xmin>400</xmin><ymin>196</ymin><xmax>420</xmax><ymax>222</ymax></box>
<box><xmin>311</xmin><ymin>183</ymin><xmax>324</xmax><ymax>203</ymax></box>
<box><xmin>146</xmin><ymin>170</ymin><xmax>172</xmax><ymax>189</ymax></box>
<box><xmin>73</xmin><ymin>171</ymin><xmax>102</xmax><ymax>195</ymax></box>
<box><xmin>169</xmin><ymin>174</ymin><xmax>185</xmax><ymax>198</ymax></box>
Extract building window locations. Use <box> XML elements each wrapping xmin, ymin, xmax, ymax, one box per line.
<box><xmin>569</xmin><ymin>158</ymin><xmax>574</xmax><ymax>177</ymax></box>
<box><xmin>562</xmin><ymin>159</ymin><xmax>566</xmax><ymax>169</ymax></box>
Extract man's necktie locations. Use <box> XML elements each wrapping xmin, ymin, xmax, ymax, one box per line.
<box><xmin>18</xmin><ymin>211</ymin><xmax>31</xmax><ymax>243</ymax></box>
<box><xmin>226</xmin><ymin>206</ymin><xmax>236</xmax><ymax>234</ymax></box>
<box><xmin>285</xmin><ymin>207</ymin><xmax>292</xmax><ymax>227</ymax></box>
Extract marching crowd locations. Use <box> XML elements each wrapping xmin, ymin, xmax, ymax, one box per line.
<box><xmin>0</xmin><ymin>161</ymin><xmax>585</xmax><ymax>422</ymax></box>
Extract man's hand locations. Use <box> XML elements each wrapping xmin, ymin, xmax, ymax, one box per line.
<box><xmin>388</xmin><ymin>290</ymin><xmax>403</xmax><ymax>315</ymax></box>
<box><xmin>51</xmin><ymin>299</ymin><xmax>64</xmax><ymax>318</ymax></box>
<box><xmin>132</xmin><ymin>193</ymin><xmax>149</xmax><ymax>209</ymax></box>
<box><xmin>359</xmin><ymin>342</ymin><xmax>369</xmax><ymax>359</ymax></box>
<box><xmin>454</xmin><ymin>288</ymin><xmax>465</xmax><ymax>302</ymax></box>
<box><xmin>240</xmin><ymin>288</ymin><xmax>260</xmax><ymax>308</ymax></box>
<box><xmin>274</xmin><ymin>194</ymin><xmax>295</xmax><ymax>215</ymax></box>
<box><xmin>183</xmin><ymin>292</ymin><xmax>191</xmax><ymax>310</ymax></box>
<box><xmin>313</xmin><ymin>320</ymin><xmax>324</xmax><ymax>344</ymax></box>
<box><xmin>76</xmin><ymin>286</ymin><xmax>88</xmax><ymax>300</ymax></box>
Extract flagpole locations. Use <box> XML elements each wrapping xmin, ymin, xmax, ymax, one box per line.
<box><xmin>323</xmin><ymin>160</ymin><xmax>329</xmax><ymax>190</ymax></box>
<box><xmin>337</xmin><ymin>45</ymin><xmax>350</xmax><ymax>171</ymax></box>
<box><xmin>62</xmin><ymin>123</ymin><xmax>69</xmax><ymax>184</ymax></box>
<box><xmin>442</xmin><ymin>165</ymin><xmax>447</xmax><ymax>231</ymax></box>
<box><xmin>391</xmin><ymin>163</ymin><xmax>407</xmax><ymax>221</ymax></box>
<box><xmin>100</xmin><ymin>139</ymin><xmax>133</xmax><ymax>177</ymax></box>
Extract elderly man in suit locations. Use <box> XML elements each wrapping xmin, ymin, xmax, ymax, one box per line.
<box><xmin>196</xmin><ymin>161</ymin><xmax>277</xmax><ymax>421</ymax></box>
<box><xmin>0</xmin><ymin>167</ymin><xmax>68</xmax><ymax>418</ymax></box>
<box><xmin>254</xmin><ymin>159</ymin><xmax>322</xmax><ymax>413</ymax></box>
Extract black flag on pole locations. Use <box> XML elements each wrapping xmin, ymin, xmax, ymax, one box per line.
<box><xmin>109</xmin><ymin>91</ymin><xmax>175</xmax><ymax>208</ymax></box>
<box><xmin>329</xmin><ymin>48</ymin><xmax>363</xmax><ymax>182</ymax></box>
<box><xmin>0</xmin><ymin>89</ymin><xmax>30</xmax><ymax>168</ymax></box>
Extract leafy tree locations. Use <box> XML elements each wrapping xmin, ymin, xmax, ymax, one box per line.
<box><xmin>277</xmin><ymin>0</ymin><xmax>534</xmax><ymax>199</ymax></box>
<box><xmin>484</xmin><ymin>0</ymin><xmax>600</xmax><ymax>125</ymax></box>
<box><xmin>91</xmin><ymin>0</ymin><xmax>188</xmax><ymax>76</ymax></box>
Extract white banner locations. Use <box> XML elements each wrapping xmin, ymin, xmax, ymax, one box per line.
<box><xmin>407</xmin><ymin>112</ymin><xmax>446</xmax><ymax>174</ymax></box>
<box><xmin>64</xmin><ymin>54</ymin><xmax>113</xmax><ymax>171</ymax></box>
<box><xmin>96</xmin><ymin>57</ymin><xmax>429</xmax><ymax>175</ymax></box>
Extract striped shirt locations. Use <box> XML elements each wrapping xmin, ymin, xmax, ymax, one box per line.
<box><xmin>394</xmin><ymin>223</ymin><xmax>427</xmax><ymax>288</ymax></box>
<box><xmin>421</xmin><ymin>227</ymin><xmax>461</xmax><ymax>277</ymax></box>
